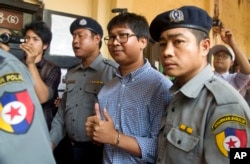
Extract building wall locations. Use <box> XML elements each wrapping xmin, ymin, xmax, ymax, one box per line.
<box><xmin>26</xmin><ymin>0</ymin><xmax>250</xmax><ymax>59</ymax></box>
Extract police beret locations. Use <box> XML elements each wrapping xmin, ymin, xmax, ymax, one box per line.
<box><xmin>210</xmin><ymin>45</ymin><xmax>235</xmax><ymax>61</ymax></box>
<box><xmin>70</xmin><ymin>17</ymin><xmax>103</xmax><ymax>37</ymax></box>
<box><xmin>149</xmin><ymin>6</ymin><xmax>213</xmax><ymax>42</ymax></box>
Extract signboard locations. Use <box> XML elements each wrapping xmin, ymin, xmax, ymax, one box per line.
<box><xmin>0</xmin><ymin>9</ymin><xmax>23</xmax><ymax>30</ymax></box>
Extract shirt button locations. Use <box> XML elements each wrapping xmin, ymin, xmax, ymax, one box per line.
<box><xmin>171</xmin><ymin>107</ymin><xmax>175</xmax><ymax>112</ymax></box>
<box><xmin>75</xmin><ymin>104</ymin><xmax>78</xmax><ymax>107</ymax></box>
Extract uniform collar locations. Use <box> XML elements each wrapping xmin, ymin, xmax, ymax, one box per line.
<box><xmin>73</xmin><ymin>54</ymin><xmax>103</xmax><ymax>71</ymax></box>
<box><xmin>171</xmin><ymin>64</ymin><xmax>214</xmax><ymax>98</ymax></box>
<box><xmin>36</xmin><ymin>58</ymin><xmax>46</xmax><ymax>69</ymax></box>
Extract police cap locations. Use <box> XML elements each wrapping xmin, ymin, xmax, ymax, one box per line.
<box><xmin>149</xmin><ymin>6</ymin><xmax>213</xmax><ymax>42</ymax></box>
<box><xmin>70</xmin><ymin>17</ymin><xmax>103</xmax><ymax>38</ymax></box>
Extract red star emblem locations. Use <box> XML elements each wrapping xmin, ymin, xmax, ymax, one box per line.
<box><xmin>226</xmin><ymin>137</ymin><xmax>238</xmax><ymax>149</ymax></box>
<box><xmin>5</xmin><ymin>105</ymin><xmax>22</xmax><ymax>120</ymax></box>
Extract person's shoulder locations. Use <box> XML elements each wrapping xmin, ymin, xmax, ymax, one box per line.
<box><xmin>205</xmin><ymin>76</ymin><xmax>244</xmax><ymax>105</ymax></box>
<box><xmin>102</xmin><ymin>58</ymin><xmax>119</xmax><ymax>68</ymax></box>
<box><xmin>148</xmin><ymin>67</ymin><xmax>170</xmax><ymax>81</ymax></box>
<box><xmin>0</xmin><ymin>50</ymin><xmax>25</xmax><ymax>67</ymax></box>
<box><xmin>67</xmin><ymin>62</ymin><xmax>80</xmax><ymax>71</ymax></box>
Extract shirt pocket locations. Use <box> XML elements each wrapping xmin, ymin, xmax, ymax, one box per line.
<box><xmin>167</xmin><ymin>127</ymin><xmax>199</xmax><ymax>152</ymax></box>
<box><xmin>65</xmin><ymin>83</ymin><xmax>75</xmax><ymax>93</ymax></box>
<box><xmin>64</xmin><ymin>83</ymin><xmax>76</xmax><ymax>109</ymax></box>
<box><xmin>85</xmin><ymin>82</ymin><xmax>103</xmax><ymax>95</ymax></box>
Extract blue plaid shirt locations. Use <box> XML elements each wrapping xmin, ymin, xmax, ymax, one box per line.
<box><xmin>98</xmin><ymin>59</ymin><xmax>172</xmax><ymax>163</ymax></box>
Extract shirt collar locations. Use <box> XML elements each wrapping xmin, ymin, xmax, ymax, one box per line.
<box><xmin>214</xmin><ymin>71</ymin><xmax>229</xmax><ymax>78</ymax></box>
<box><xmin>116</xmin><ymin>58</ymin><xmax>150</xmax><ymax>83</ymax></box>
<box><xmin>36</xmin><ymin>58</ymin><xmax>46</xmax><ymax>69</ymax></box>
<box><xmin>171</xmin><ymin>64</ymin><xmax>214</xmax><ymax>98</ymax></box>
<box><xmin>71</xmin><ymin>54</ymin><xmax>103</xmax><ymax>71</ymax></box>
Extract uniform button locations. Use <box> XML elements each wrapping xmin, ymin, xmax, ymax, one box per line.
<box><xmin>75</xmin><ymin>104</ymin><xmax>78</xmax><ymax>107</ymax></box>
<box><xmin>72</xmin><ymin>119</ymin><xmax>75</xmax><ymax>121</ymax></box>
<box><xmin>163</xmin><ymin>133</ymin><xmax>166</xmax><ymax>137</ymax></box>
<box><xmin>172</xmin><ymin>107</ymin><xmax>175</xmax><ymax>112</ymax></box>
<box><xmin>80</xmin><ymin>88</ymin><xmax>82</xmax><ymax>90</ymax></box>
<box><xmin>177</xmin><ymin>140</ymin><xmax>181</xmax><ymax>144</ymax></box>
<box><xmin>157</xmin><ymin>158</ymin><xmax>160</xmax><ymax>162</ymax></box>
<box><xmin>83</xmin><ymin>74</ymin><xmax>86</xmax><ymax>76</ymax></box>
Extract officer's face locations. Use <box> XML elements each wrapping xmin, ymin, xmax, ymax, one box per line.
<box><xmin>72</xmin><ymin>28</ymin><xmax>100</xmax><ymax>60</ymax></box>
<box><xmin>159</xmin><ymin>27</ymin><xmax>210</xmax><ymax>85</ymax></box>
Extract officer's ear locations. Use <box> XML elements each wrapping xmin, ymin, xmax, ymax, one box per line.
<box><xmin>200</xmin><ymin>38</ymin><xmax>210</xmax><ymax>57</ymax></box>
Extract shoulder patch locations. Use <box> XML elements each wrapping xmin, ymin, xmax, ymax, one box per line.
<box><xmin>0</xmin><ymin>73</ymin><xmax>23</xmax><ymax>86</ymax></box>
<box><xmin>215</xmin><ymin>127</ymin><xmax>247</xmax><ymax>157</ymax></box>
<box><xmin>212</xmin><ymin>114</ymin><xmax>247</xmax><ymax>131</ymax></box>
<box><xmin>0</xmin><ymin>90</ymin><xmax>34</xmax><ymax>134</ymax></box>
<box><xmin>103</xmin><ymin>59</ymin><xmax>118</xmax><ymax>68</ymax></box>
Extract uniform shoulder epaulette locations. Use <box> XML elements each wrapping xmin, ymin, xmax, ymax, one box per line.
<box><xmin>103</xmin><ymin>59</ymin><xmax>118</xmax><ymax>68</ymax></box>
<box><xmin>205</xmin><ymin>77</ymin><xmax>239</xmax><ymax>105</ymax></box>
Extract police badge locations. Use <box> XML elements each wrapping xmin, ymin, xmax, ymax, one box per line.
<box><xmin>79</xmin><ymin>18</ymin><xmax>87</xmax><ymax>26</ymax></box>
<box><xmin>169</xmin><ymin>9</ymin><xmax>184</xmax><ymax>23</ymax></box>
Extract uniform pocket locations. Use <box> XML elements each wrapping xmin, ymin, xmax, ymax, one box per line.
<box><xmin>167</xmin><ymin>128</ymin><xmax>199</xmax><ymax>152</ymax></box>
<box><xmin>85</xmin><ymin>82</ymin><xmax>103</xmax><ymax>94</ymax></box>
<box><xmin>65</xmin><ymin>83</ymin><xmax>75</xmax><ymax>93</ymax></box>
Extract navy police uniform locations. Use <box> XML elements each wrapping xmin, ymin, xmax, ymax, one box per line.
<box><xmin>149</xmin><ymin>6</ymin><xmax>250</xmax><ymax>164</ymax></box>
<box><xmin>50</xmin><ymin>16</ymin><xmax>118</xmax><ymax>164</ymax></box>
<box><xmin>0</xmin><ymin>49</ymin><xmax>55</xmax><ymax>164</ymax></box>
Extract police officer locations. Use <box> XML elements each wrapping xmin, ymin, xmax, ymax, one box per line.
<box><xmin>50</xmin><ymin>16</ymin><xmax>118</xmax><ymax>164</ymax></box>
<box><xmin>149</xmin><ymin>6</ymin><xmax>250</xmax><ymax>164</ymax></box>
<box><xmin>0</xmin><ymin>49</ymin><xmax>55</xmax><ymax>164</ymax></box>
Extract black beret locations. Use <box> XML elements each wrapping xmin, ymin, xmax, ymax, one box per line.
<box><xmin>70</xmin><ymin>17</ymin><xmax>103</xmax><ymax>38</ymax></box>
<box><xmin>149</xmin><ymin>6</ymin><xmax>213</xmax><ymax>42</ymax></box>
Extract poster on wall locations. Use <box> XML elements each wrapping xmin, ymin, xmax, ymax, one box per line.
<box><xmin>43</xmin><ymin>9</ymin><xmax>82</xmax><ymax>68</ymax></box>
<box><xmin>50</xmin><ymin>14</ymin><xmax>75</xmax><ymax>57</ymax></box>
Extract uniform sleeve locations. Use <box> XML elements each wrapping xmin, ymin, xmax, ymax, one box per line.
<box><xmin>0</xmin><ymin>54</ymin><xmax>55</xmax><ymax>164</ymax></box>
<box><xmin>50</xmin><ymin>91</ymin><xmax>66</xmax><ymax>146</ymax></box>
<box><xmin>204</xmin><ymin>102</ymin><xmax>250</xmax><ymax>164</ymax></box>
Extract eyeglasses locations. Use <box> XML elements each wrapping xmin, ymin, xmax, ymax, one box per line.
<box><xmin>213</xmin><ymin>52</ymin><xmax>231</xmax><ymax>60</ymax></box>
<box><xmin>104</xmin><ymin>33</ymin><xmax>137</xmax><ymax>45</ymax></box>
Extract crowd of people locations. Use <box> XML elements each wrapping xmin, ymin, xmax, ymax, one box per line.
<box><xmin>1</xmin><ymin>4</ymin><xmax>250</xmax><ymax>164</ymax></box>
